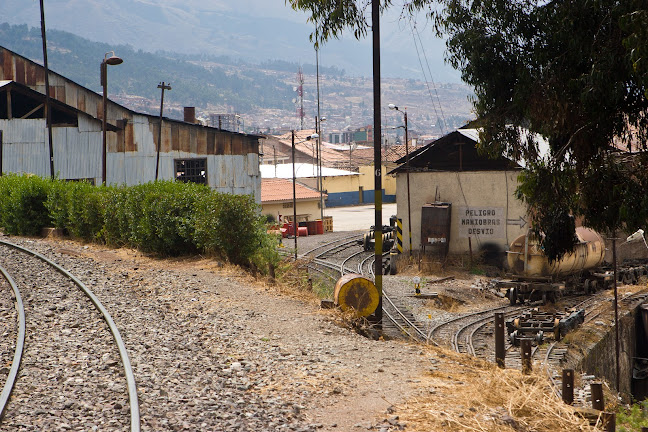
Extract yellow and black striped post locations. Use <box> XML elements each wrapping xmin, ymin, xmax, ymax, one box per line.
<box><xmin>396</xmin><ymin>218</ymin><xmax>403</xmax><ymax>254</ymax></box>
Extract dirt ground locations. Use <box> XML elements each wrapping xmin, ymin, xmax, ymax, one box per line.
<box><xmin>6</xmin><ymin>233</ymin><xmax>620</xmax><ymax>431</ymax></box>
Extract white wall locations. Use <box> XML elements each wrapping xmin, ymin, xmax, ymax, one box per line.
<box><xmin>396</xmin><ymin>170</ymin><xmax>528</xmax><ymax>254</ymax></box>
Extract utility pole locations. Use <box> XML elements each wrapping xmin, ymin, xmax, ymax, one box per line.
<box><xmin>292</xmin><ymin>130</ymin><xmax>298</xmax><ymax>260</ymax></box>
<box><xmin>389</xmin><ymin>104</ymin><xmax>412</xmax><ymax>256</ymax></box>
<box><xmin>39</xmin><ymin>0</ymin><xmax>54</xmax><ymax>180</ymax></box>
<box><xmin>316</xmin><ymin>43</ymin><xmax>324</xmax><ymax>222</ymax></box>
<box><xmin>155</xmin><ymin>82</ymin><xmax>171</xmax><ymax>181</ymax></box>
<box><xmin>612</xmin><ymin>234</ymin><xmax>620</xmax><ymax>391</ymax></box>
<box><xmin>372</xmin><ymin>0</ymin><xmax>383</xmax><ymax>326</ymax></box>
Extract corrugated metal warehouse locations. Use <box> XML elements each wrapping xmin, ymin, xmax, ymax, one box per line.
<box><xmin>0</xmin><ymin>46</ymin><xmax>261</xmax><ymax>200</ymax></box>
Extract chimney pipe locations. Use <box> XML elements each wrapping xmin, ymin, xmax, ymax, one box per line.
<box><xmin>184</xmin><ymin>107</ymin><xmax>196</xmax><ymax>124</ymax></box>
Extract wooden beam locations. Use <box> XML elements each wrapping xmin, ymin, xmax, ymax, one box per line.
<box><xmin>20</xmin><ymin>103</ymin><xmax>44</xmax><ymax>119</ymax></box>
<box><xmin>6</xmin><ymin>90</ymin><xmax>11</xmax><ymax>119</ymax></box>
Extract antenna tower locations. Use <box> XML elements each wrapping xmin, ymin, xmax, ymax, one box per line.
<box><xmin>296</xmin><ymin>67</ymin><xmax>305</xmax><ymax>130</ymax></box>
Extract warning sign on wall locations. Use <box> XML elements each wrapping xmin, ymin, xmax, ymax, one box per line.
<box><xmin>458</xmin><ymin>207</ymin><xmax>506</xmax><ymax>239</ymax></box>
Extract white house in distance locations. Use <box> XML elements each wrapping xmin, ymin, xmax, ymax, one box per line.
<box><xmin>261</xmin><ymin>178</ymin><xmax>327</xmax><ymax>225</ymax></box>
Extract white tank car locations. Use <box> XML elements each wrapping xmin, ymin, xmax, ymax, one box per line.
<box><xmin>506</xmin><ymin>227</ymin><xmax>606</xmax><ymax>278</ymax></box>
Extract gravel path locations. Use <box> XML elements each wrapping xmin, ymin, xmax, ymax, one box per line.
<box><xmin>0</xmin><ymin>235</ymin><xmax>428</xmax><ymax>431</ymax></box>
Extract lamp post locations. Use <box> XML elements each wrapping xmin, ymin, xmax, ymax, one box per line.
<box><xmin>101</xmin><ymin>51</ymin><xmax>123</xmax><ymax>185</ymax></box>
<box><xmin>389</xmin><ymin>104</ymin><xmax>412</xmax><ymax>256</ymax></box>
<box><xmin>292</xmin><ymin>131</ymin><xmax>318</xmax><ymax>260</ymax></box>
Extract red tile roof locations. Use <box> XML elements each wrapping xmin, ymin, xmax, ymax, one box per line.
<box><xmin>261</xmin><ymin>178</ymin><xmax>326</xmax><ymax>203</ymax></box>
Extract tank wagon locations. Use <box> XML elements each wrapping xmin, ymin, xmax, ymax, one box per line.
<box><xmin>498</xmin><ymin>227</ymin><xmax>615</xmax><ymax>304</ymax></box>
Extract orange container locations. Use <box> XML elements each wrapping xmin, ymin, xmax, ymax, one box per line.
<box><xmin>316</xmin><ymin>220</ymin><xmax>324</xmax><ymax>235</ymax></box>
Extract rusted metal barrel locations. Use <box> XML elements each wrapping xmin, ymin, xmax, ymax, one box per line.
<box><xmin>334</xmin><ymin>274</ymin><xmax>379</xmax><ymax>318</ymax></box>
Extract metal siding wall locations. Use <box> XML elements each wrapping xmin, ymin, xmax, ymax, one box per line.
<box><xmin>78</xmin><ymin>115</ymin><xmax>102</xmax><ymax>133</ymax></box>
<box><xmin>205</xmin><ymin>154</ymin><xmax>260</xmax><ymax>198</ymax></box>
<box><xmin>111</xmin><ymin>152</ymin><xmax>126</xmax><ymax>185</ymax></box>
<box><xmin>232</xmin><ymin>155</ymin><xmax>246</xmax><ymax>191</ymax></box>
<box><xmin>65</xmin><ymin>82</ymin><xmax>78</xmax><ymax>108</ymax></box>
<box><xmin>0</xmin><ymin>119</ymin><xmax>45</xmax><ymax>143</ymax></box>
<box><xmin>246</xmin><ymin>153</ymin><xmax>259</xmax><ymax>176</ymax></box>
<box><xmin>210</xmin><ymin>155</ymin><xmax>231</xmax><ymax>189</ymax></box>
<box><xmin>53</xmin><ymin>127</ymin><xmax>101</xmax><ymax>180</ymax></box>
<box><xmin>119</xmin><ymin>155</ymin><xmax>155</xmax><ymax>185</ymax></box>
<box><xmin>0</xmin><ymin>119</ymin><xmax>105</xmax><ymax>181</ymax></box>
<box><xmin>0</xmin><ymin>119</ymin><xmax>48</xmax><ymax>177</ymax></box>
<box><xmin>55</xmin><ymin>128</ymin><xmax>69</xmax><ymax>177</ymax></box>
<box><xmin>132</xmin><ymin>115</ymin><xmax>154</xmax><ymax>155</ymax></box>
<box><xmin>247</xmin><ymin>153</ymin><xmax>261</xmax><ymax>203</ymax></box>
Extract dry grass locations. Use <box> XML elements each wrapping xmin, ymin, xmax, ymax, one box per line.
<box><xmin>430</xmin><ymin>293</ymin><xmax>465</xmax><ymax>312</ymax></box>
<box><xmin>267</xmin><ymin>257</ymin><xmax>331</xmax><ymax>303</ymax></box>
<box><xmin>388</xmin><ymin>345</ymin><xmax>597</xmax><ymax>432</ymax></box>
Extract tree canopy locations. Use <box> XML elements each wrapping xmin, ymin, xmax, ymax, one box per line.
<box><xmin>289</xmin><ymin>0</ymin><xmax>648</xmax><ymax>260</ymax></box>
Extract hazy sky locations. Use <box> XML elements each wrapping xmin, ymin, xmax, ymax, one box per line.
<box><xmin>234</xmin><ymin>0</ymin><xmax>457</xmax><ymax>81</ymax></box>
<box><xmin>0</xmin><ymin>0</ymin><xmax>459</xmax><ymax>82</ymax></box>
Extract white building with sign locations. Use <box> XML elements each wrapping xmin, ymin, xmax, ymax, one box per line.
<box><xmin>389</xmin><ymin>128</ymin><xmax>529</xmax><ymax>265</ymax></box>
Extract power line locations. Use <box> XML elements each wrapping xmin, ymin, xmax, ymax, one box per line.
<box><xmin>409</xmin><ymin>19</ymin><xmax>448</xmax><ymax>135</ymax></box>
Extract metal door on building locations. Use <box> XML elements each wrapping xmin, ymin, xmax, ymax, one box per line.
<box><xmin>420</xmin><ymin>202</ymin><xmax>452</xmax><ymax>258</ymax></box>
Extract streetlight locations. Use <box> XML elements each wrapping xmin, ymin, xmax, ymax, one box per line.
<box><xmin>101</xmin><ymin>51</ymin><xmax>123</xmax><ymax>185</ymax></box>
<box><xmin>292</xmin><ymin>131</ymin><xmax>318</xmax><ymax>260</ymax></box>
<box><xmin>389</xmin><ymin>103</ymin><xmax>412</xmax><ymax>256</ymax></box>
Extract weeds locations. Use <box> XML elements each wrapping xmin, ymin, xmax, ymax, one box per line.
<box><xmin>617</xmin><ymin>400</ymin><xmax>648</xmax><ymax>431</ymax></box>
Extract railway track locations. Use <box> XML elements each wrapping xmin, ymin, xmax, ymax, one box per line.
<box><xmin>300</xmin><ymin>234</ymin><xmax>648</xmax><ymax>392</ymax></box>
<box><xmin>0</xmin><ymin>240</ymin><xmax>140</xmax><ymax>431</ymax></box>
<box><xmin>429</xmin><ymin>304</ymin><xmax>524</xmax><ymax>352</ymax></box>
<box><xmin>302</xmin><ymin>236</ymin><xmax>431</xmax><ymax>342</ymax></box>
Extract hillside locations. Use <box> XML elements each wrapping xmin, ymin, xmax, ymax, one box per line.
<box><xmin>0</xmin><ymin>0</ymin><xmax>459</xmax><ymax>83</ymax></box>
<box><xmin>0</xmin><ymin>23</ymin><xmax>474</xmax><ymax>135</ymax></box>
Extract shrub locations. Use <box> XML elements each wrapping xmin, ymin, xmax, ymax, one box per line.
<box><xmin>0</xmin><ymin>174</ymin><xmax>51</xmax><ymax>235</ymax></box>
<box><xmin>45</xmin><ymin>179</ymin><xmax>69</xmax><ymax>230</ymax></box>
<box><xmin>66</xmin><ymin>181</ymin><xmax>105</xmax><ymax>241</ymax></box>
<box><xmin>0</xmin><ymin>175</ymin><xmax>280</xmax><ymax>268</ymax></box>
<box><xmin>124</xmin><ymin>181</ymin><xmax>209</xmax><ymax>256</ymax></box>
<box><xmin>617</xmin><ymin>400</ymin><xmax>648</xmax><ymax>431</ymax></box>
<box><xmin>193</xmin><ymin>192</ymin><xmax>266</xmax><ymax>265</ymax></box>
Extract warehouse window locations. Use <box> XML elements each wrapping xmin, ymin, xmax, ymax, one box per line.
<box><xmin>282</xmin><ymin>202</ymin><xmax>293</xmax><ymax>209</ymax></box>
<box><xmin>175</xmin><ymin>158</ymin><xmax>207</xmax><ymax>185</ymax></box>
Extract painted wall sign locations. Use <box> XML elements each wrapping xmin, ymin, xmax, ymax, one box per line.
<box><xmin>458</xmin><ymin>206</ymin><xmax>506</xmax><ymax>239</ymax></box>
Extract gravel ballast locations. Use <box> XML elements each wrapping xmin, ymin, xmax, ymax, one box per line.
<box><xmin>0</xmin><ymin>235</ymin><xmax>428</xmax><ymax>431</ymax></box>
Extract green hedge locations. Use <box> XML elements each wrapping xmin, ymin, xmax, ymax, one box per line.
<box><xmin>0</xmin><ymin>174</ymin><xmax>277</xmax><ymax>268</ymax></box>
<box><xmin>0</xmin><ymin>174</ymin><xmax>50</xmax><ymax>236</ymax></box>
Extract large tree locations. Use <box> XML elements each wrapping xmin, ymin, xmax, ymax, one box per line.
<box><xmin>289</xmin><ymin>0</ymin><xmax>648</xmax><ymax>260</ymax></box>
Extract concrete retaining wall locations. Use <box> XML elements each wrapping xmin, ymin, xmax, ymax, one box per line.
<box><xmin>578</xmin><ymin>305</ymin><xmax>637</xmax><ymax>395</ymax></box>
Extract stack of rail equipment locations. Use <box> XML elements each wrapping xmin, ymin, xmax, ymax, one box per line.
<box><xmin>506</xmin><ymin>308</ymin><xmax>585</xmax><ymax>346</ymax></box>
